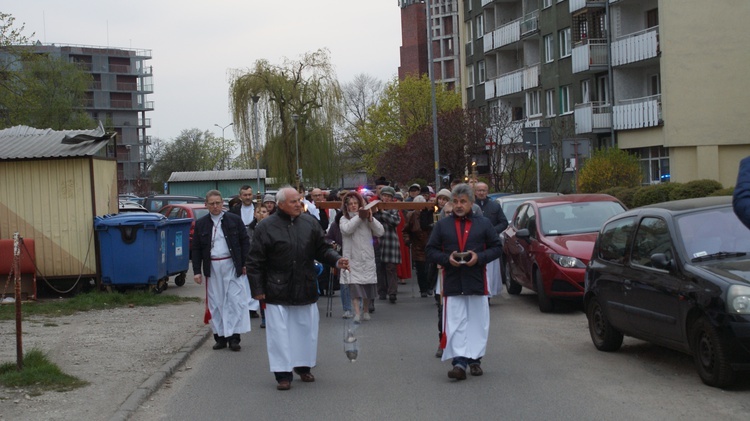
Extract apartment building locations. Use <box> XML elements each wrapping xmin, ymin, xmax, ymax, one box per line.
<box><xmin>30</xmin><ymin>43</ymin><xmax>154</xmax><ymax>193</ymax></box>
<box><xmin>466</xmin><ymin>0</ymin><xmax>750</xmax><ymax>188</ymax></box>
<box><xmin>399</xmin><ymin>0</ymin><xmax>462</xmax><ymax>91</ymax></box>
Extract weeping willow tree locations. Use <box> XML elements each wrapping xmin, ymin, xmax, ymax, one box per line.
<box><xmin>229</xmin><ymin>49</ymin><xmax>342</xmax><ymax>188</ymax></box>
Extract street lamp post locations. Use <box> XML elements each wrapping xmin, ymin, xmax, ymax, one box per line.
<box><xmin>292</xmin><ymin>114</ymin><xmax>301</xmax><ymax>192</ymax></box>
<box><xmin>214</xmin><ymin>122</ymin><xmax>233</xmax><ymax>170</ymax></box>
<box><xmin>251</xmin><ymin>96</ymin><xmax>261</xmax><ymax>198</ymax></box>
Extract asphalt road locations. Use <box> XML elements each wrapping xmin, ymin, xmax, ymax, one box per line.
<box><xmin>134</xmin><ymin>279</ymin><xmax>750</xmax><ymax>421</ymax></box>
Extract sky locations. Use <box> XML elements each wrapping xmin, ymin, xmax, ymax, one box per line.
<box><xmin>4</xmin><ymin>1</ymin><xmax>403</xmax><ymax>142</ymax></box>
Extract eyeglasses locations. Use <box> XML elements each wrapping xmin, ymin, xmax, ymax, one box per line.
<box><xmin>206</xmin><ymin>201</ymin><xmax>223</xmax><ymax>207</ymax></box>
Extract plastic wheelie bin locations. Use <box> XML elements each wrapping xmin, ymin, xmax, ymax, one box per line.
<box><xmin>94</xmin><ymin>213</ymin><xmax>167</xmax><ymax>290</ymax></box>
<box><xmin>162</xmin><ymin>218</ymin><xmax>193</xmax><ymax>288</ymax></box>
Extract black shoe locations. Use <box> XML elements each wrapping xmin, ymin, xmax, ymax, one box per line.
<box><xmin>229</xmin><ymin>341</ymin><xmax>241</xmax><ymax>352</ymax></box>
<box><xmin>435</xmin><ymin>347</ymin><xmax>443</xmax><ymax>358</ymax></box>
<box><xmin>448</xmin><ymin>366</ymin><xmax>467</xmax><ymax>380</ymax></box>
<box><xmin>469</xmin><ymin>364</ymin><xmax>483</xmax><ymax>376</ymax></box>
<box><xmin>389</xmin><ymin>294</ymin><xmax>397</xmax><ymax>303</ymax></box>
<box><xmin>260</xmin><ymin>318</ymin><xmax>266</xmax><ymax>328</ymax></box>
<box><xmin>212</xmin><ymin>341</ymin><xmax>227</xmax><ymax>350</ymax></box>
<box><xmin>250</xmin><ymin>310</ymin><xmax>260</xmax><ymax>319</ymax></box>
<box><xmin>421</xmin><ymin>292</ymin><xmax>428</xmax><ymax>298</ymax></box>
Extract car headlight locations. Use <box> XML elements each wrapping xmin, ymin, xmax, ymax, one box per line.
<box><xmin>727</xmin><ymin>285</ymin><xmax>750</xmax><ymax>314</ymax></box>
<box><xmin>550</xmin><ymin>254</ymin><xmax>586</xmax><ymax>269</ymax></box>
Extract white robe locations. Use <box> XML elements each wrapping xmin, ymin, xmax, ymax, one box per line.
<box><xmin>440</xmin><ymin>295</ymin><xmax>490</xmax><ymax>361</ymax></box>
<box><xmin>206</xmin><ymin>215</ymin><xmax>251</xmax><ymax>337</ymax></box>
<box><xmin>486</xmin><ymin>258</ymin><xmax>502</xmax><ymax>297</ymax></box>
<box><xmin>265</xmin><ymin>303</ymin><xmax>319</xmax><ymax>372</ymax></box>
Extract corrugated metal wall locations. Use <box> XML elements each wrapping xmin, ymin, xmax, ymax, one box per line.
<box><xmin>0</xmin><ymin>158</ymin><xmax>116</xmax><ymax>278</ymax></box>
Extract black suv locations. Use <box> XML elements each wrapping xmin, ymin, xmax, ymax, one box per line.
<box><xmin>585</xmin><ymin>196</ymin><xmax>750</xmax><ymax>388</ymax></box>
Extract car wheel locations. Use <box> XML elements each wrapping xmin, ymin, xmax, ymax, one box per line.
<box><xmin>586</xmin><ymin>296</ymin><xmax>623</xmax><ymax>351</ymax></box>
<box><xmin>690</xmin><ymin>317</ymin><xmax>735</xmax><ymax>388</ymax></box>
<box><xmin>503</xmin><ymin>258</ymin><xmax>522</xmax><ymax>295</ymax></box>
<box><xmin>534</xmin><ymin>267</ymin><xmax>554</xmax><ymax>313</ymax></box>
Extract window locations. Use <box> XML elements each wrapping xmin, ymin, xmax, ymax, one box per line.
<box><xmin>527</xmin><ymin>90</ymin><xmax>541</xmax><ymax>117</ymax></box>
<box><xmin>597</xmin><ymin>75</ymin><xmax>609</xmax><ymax>103</ymax></box>
<box><xmin>476</xmin><ymin>15</ymin><xmax>484</xmax><ymax>38</ymax></box>
<box><xmin>646</xmin><ymin>8</ymin><xmax>659</xmax><ymax>28</ymax></box>
<box><xmin>631</xmin><ymin>217</ymin><xmax>672</xmax><ymax>268</ymax></box>
<box><xmin>560</xmin><ymin>85</ymin><xmax>571</xmax><ymax>114</ymax></box>
<box><xmin>544</xmin><ymin>34</ymin><xmax>554</xmax><ymax>63</ymax></box>
<box><xmin>598</xmin><ymin>217</ymin><xmax>636</xmax><ymax>264</ymax></box>
<box><xmin>581</xmin><ymin>80</ymin><xmax>590</xmax><ymax>104</ymax></box>
<box><xmin>559</xmin><ymin>28</ymin><xmax>572</xmax><ymax>58</ymax></box>
<box><xmin>636</xmin><ymin>146</ymin><xmax>670</xmax><ymax>184</ymax></box>
<box><xmin>466</xmin><ymin>23</ymin><xmax>474</xmax><ymax>56</ymax></box>
<box><xmin>545</xmin><ymin>89</ymin><xmax>556</xmax><ymax>116</ymax></box>
<box><xmin>466</xmin><ymin>64</ymin><xmax>474</xmax><ymax>87</ymax></box>
<box><xmin>478</xmin><ymin>60</ymin><xmax>486</xmax><ymax>83</ymax></box>
<box><xmin>649</xmin><ymin>73</ymin><xmax>661</xmax><ymax>96</ymax></box>
<box><xmin>543</xmin><ymin>0</ymin><xmax>552</xmax><ymax>8</ymax></box>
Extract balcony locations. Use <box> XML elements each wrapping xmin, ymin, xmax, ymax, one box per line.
<box><xmin>574</xmin><ymin>102</ymin><xmax>612</xmax><ymax>134</ymax></box>
<box><xmin>109</xmin><ymin>64</ymin><xmax>132</xmax><ymax>73</ymax></box>
<box><xmin>497</xmin><ymin>63</ymin><xmax>539</xmax><ymax>97</ymax></box>
<box><xmin>485</xmin><ymin>18</ymin><xmax>521</xmax><ymax>53</ymax></box>
<box><xmin>611</xmin><ymin>26</ymin><xmax>659</xmax><ymax>67</ymax></box>
<box><xmin>137</xmin><ymin>118</ymin><xmax>152</xmax><ymax>128</ymax></box>
<box><xmin>613</xmin><ymin>94</ymin><xmax>661</xmax><ymax>130</ymax></box>
<box><xmin>520</xmin><ymin>10</ymin><xmax>539</xmax><ymax>36</ymax></box>
<box><xmin>570</xmin><ymin>0</ymin><xmax>606</xmax><ymax>13</ymax></box>
<box><xmin>572</xmin><ymin>38</ymin><xmax>608</xmax><ymax>73</ymax></box>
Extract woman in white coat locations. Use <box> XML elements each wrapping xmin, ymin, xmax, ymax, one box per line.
<box><xmin>338</xmin><ymin>191</ymin><xmax>384</xmax><ymax>323</ymax></box>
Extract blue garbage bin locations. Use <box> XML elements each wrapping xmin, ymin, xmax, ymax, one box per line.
<box><xmin>163</xmin><ymin>218</ymin><xmax>193</xmax><ymax>286</ymax></box>
<box><xmin>94</xmin><ymin>213</ymin><xmax>167</xmax><ymax>288</ymax></box>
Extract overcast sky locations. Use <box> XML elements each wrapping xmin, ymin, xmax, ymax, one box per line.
<box><xmin>5</xmin><ymin>1</ymin><xmax>403</xmax><ymax>142</ymax></box>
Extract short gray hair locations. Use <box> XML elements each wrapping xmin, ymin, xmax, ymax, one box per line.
<box><xmin>205</xmin><ymin>189</ymin><xmax>222</xmax><ymax>201</ymax></box>
<box><xmin>451</xmin><ymin>183</ymin><xmax>474</xmax><ymax>202</ymax></box>
<box><xmin>276</xmin><ymin>186</ymin><xmax>295</xmax><ymax>204</ymax></box>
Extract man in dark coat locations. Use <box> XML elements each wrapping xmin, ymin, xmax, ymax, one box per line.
<box><xmin>247</xmin><ymin>187</ymin><xmax>349</xmax><ymax>391</ymax></box>
<box><xmin>426</xmin><ymin>183</ymin><xmax>502</xmax><ymax>381</ymax></box>
<box><xmin>192</xmin><ymin>190</ymin><xmax>251</xmax><ymax>351</ymax></box>
<box><xmin>473</xmin><ymin>182</ymin><xmax>508</xmax><ymax>297</ymax></box>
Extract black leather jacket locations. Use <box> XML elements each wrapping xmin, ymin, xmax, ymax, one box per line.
<box><xmin>247</xmin><ymin>208</ymin><xmax>341</xmax><ymax>305</ymax></box>
<box><xmin>191</xmin><ymin>212</ymin><xmax>250</xmax><ymax>278</ymax></box>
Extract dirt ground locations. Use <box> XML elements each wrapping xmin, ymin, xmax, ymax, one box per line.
<box><xmin>0</xmin><ymin>297</ymin><xmax>207</xmax><ymax>421</ymax></box>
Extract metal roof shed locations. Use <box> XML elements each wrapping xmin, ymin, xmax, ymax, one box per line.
<box><xmin>167</xmin><ymin>169</ymin><xmax>266</xmax><ymax>198</ymax></box>
<box><xmin>0</xmin><ymin>125</ymin><xmax>118</xmax><ymax>284</ymax></box>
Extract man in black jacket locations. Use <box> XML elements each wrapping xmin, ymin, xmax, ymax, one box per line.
<box><xmin>426</xmin><ymin>183</ymin><xmax>502</xmax><ymax>381</ymax></box>
<box><xmin>474</xmin><ymin>182</ymin><xmax>508</xmax><ymax>298</ymax></box>
<box><xmin>247</xmin><ymin>187</ymin><xmax>349</xmax><ymax>391</ymax></box>
<box><xmin>192</xmin><ymin>190</ymin><xmax>251</xmax><ymax>352</ymax></box>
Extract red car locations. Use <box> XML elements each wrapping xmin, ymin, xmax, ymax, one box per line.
<box><xmin>158</xmin><ymin>203</ymin><xmax>209</xmax><ymax>255</ymax></box>
<box><xmin>502</xmin><ymin>194</ymin><xmax>626</xmax><ymax>312</ymax></box>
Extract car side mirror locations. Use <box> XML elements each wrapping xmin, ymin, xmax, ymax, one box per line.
<box><xmin>517</xmin><ymin>228</ymin><xmax>530</xmax><ymax>242</ymax></box>
<box><xmin>651</xmin><ymin>253</ymin><xmax>673</xmax><ymax>270</ymax></box>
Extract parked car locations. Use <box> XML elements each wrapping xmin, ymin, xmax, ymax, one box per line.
<box><xmin>157</xmin><ymin>203</ymin><xmax>209</xmax><ymax>255</ymax></box>
<box><xmin>142</xmin><ymin>194</ymin><xmax>204</xmax><ymax>212</ymax></box>
<box><xmin>495</xmin><ymin>192</ymin><xmax>563</xmax><ymax>232</ymax></box>
<box><xmin>584</xmin><ymin>196</ymin><xmax>750</xmax><ymax>388</ymax></box>
<box><xmin>118</xmin><ymin>194</ymin><xmax>143</xmax><ymax>204</ymax></box>
<box><xmin>118</xmin><ymin>200</ymin><xmax>148</xmax><ymax>213</ymax></box>
<box><xmin>502</xmin><ymin>194</ymin><xmax>626</xmax><ymax>312</ymax></box>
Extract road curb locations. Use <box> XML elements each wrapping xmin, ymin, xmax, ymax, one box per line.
<box><xmin>108</xmin><ymin>325</ymin><xmax>211</xmax><ymax>421</ymax></box>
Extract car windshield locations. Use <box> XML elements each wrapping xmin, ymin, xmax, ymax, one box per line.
<box><xmin>502</xmin><ymin>200</ymin><xmax>525</xmax><ymax>221</ymax></box>
<box><xmin>677</xmin><ymin>207</ymin><xmax>750</xmax><ymax>261</ymax></box>
<box><xmin>193</xmin><ymin>209</ymin><xmax>209</xmax><ymax>220</ymax></box>
<box><xmin>541</xmin><ymin>201</ymin><xmax>626</xmax><ymax>235</ymax></box>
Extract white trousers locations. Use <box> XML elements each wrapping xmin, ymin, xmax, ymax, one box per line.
<box><xmin>265</xmin><ymin>303</ymin><xmax>319</xmax><ymax>372</ymax></box>
<box><xmin>207</xmin><ymin>258</ymin><xmax>251</xmax><ymax>337</ymax></box>
<box><xmin>486</xmin><ymin>258</ymin><xmax>501</xmax><ymax>297</ymax></box>
<box><xmin>441</xmin><ymin>295</ymin><xmax>490</xmax><ymax>361</ymax></box>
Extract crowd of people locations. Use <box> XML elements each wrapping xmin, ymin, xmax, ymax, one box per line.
<box><xmin>191</xmin><ymin>178</ymin><xmax>507</xmax><ymax>390</ymax></box>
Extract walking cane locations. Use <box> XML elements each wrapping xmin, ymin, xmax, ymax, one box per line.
<box><xmin>326</xmin><ymin>267</ymin><xmax>335</xmax><ymax>317</ymax></box>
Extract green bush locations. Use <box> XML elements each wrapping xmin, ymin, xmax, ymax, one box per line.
<box><xmin>669</xmin><ymin>179</ymin><xmax>723</xmax><ymax>200</ymax></box>
<box><xmin>578</xmin><ymin>148</ymin><xmax>642</xmax><ymax>193</ymax></box>
<box><xmin>600</xmin><ymin>186</ymin><xmax>638</xmax><ymax>209</ymax></box>
<box><xmin>631</xmin><ymin>183</ymin><xmax>681</xmax><ymax>208</ymax></box>
<box><xmin>710</xmin><ymin>187</ymin><xmax>734</xmax><ymax>197</ymax></box>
